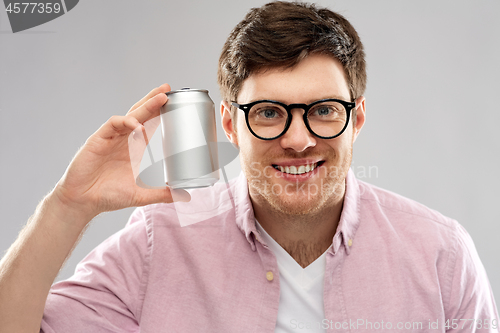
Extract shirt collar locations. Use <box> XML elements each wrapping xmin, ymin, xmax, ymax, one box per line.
<box><xmin>231</xmin><ymin>168</ymin><xmax>361</xmax><ymax>254</ymax></box>
<box><xmin>231</xmin><ymin>171</ymin><xmax>258</xmax><ymax>251</ymax></box>
<box><xmin>332</xmin><ymin>168</ymin><xmax>361</xmax><ymax>255</ymax></box>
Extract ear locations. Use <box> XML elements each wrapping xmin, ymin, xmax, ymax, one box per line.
<box><xmin>353</xmin><ymin>96</ymin><xmax>366</xmax><ymax>143</ymax></box>
<box><xmin>221</xmin><ymin>101</ymin><xmax>239</xmax><ymax>147</ymax></box>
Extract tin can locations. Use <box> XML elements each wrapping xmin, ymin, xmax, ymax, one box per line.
<box><xmin>160</xmin><ymin>88</ymin><xmax>219</xmax><ymax>189</ymax></box>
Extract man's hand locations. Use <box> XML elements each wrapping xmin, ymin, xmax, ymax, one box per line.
<box><xmin>0</xmin><ymin>84</ymin><xmax>192</xmax><ymax>333</ymax></box>
<box><xmin>52</xmin><ymin>83</ymin><xmax>190</xmax><ymax>221</ymax></box>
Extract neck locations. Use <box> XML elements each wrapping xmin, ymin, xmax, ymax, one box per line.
<box><xmin>251</xmin><ymin>185</ymin><xmax>345</xmax><ymax>268</ymax></box>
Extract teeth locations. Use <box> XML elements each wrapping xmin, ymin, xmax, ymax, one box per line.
<box><xmin>276</xmin><ymin>163</ymin><xmax>318</xmax><ymax>175</ymax></box>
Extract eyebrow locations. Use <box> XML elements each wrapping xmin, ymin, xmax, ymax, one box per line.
<box><xmin>245</xmin><ymin>95</ymin><xmax>351</xmax><ymax>104</ymax></box>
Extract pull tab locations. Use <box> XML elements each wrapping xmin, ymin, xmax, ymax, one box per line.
<box><xmin>181</xmin><ymin>87</ymin><xmax>191</xmax><ymax>90</ymax></box>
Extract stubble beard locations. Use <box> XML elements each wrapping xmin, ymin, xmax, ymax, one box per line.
<box><xmin>243</xmin><ymin>148</ymin><xmax>353</xmax><ymax>217</ymax></box>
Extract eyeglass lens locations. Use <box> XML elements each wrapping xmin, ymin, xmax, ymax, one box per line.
<box><xmin>247</xmin><ymin>101</ymin><xmax>348</xmax><ymax>139</ymax></box>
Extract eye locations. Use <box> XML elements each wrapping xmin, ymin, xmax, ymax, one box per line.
<box><xmin>309</xmin><ymin>102</ymin><xmax>345</xmax><ymax>120</ymax></box>
<box><xmin>252</xmin><ymin>104</ymin><xmax>286</xmax><ymax>119</ymax></box>
<box><xmin>311</xmin><ymin>105</ymin><xmax>337</xmax><ymax>117</ymax></box>
<box><xmin>261</xmin><ymin>109</ymin><xmax>278</xmax><ymax>118</ymax></box>
<box><xmin>316</xmin><ymin>106</ymin><xmax>333</xmax><ymax>116</ymax></box>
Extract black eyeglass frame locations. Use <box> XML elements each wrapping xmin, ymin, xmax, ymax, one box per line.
<box><xmin>231</xmin><ymin>98</ymin><xmax>356</xmax><ymax>140</ymax></box>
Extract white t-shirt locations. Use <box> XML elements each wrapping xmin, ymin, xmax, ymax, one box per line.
<box><xmin>255</xmin><ymin>220</ymin><xmax>328</xmax><ymax>333</ymax></box>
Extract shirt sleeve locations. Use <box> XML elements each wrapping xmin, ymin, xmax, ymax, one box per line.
<box><xmin>40</xmin><ymin>208</ymin><xmax>151</xmax><ymax>333</ymax></box>
<box><xmin>444</xmin><ymin>222</ymin><xmax>500</xmax><ymax>332</ymax></box>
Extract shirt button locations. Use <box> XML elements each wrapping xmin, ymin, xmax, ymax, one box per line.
<box><xmin>348</xmin><ymin>239</ymin><xmax>353</xmax><ymax>247</ymax></box>
<box><xmin>266</xmin><ymin>271</ymin><xmax>274</xmax><ymax>281</ymax></box>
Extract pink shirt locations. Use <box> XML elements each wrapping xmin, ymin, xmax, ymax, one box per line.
<box><xmin>41</xmin><ymin>170</ymin><xmax>499</xmax><ymax>332</ymax></box>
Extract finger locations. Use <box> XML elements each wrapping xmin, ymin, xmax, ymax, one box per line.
<box><xmin>128</xmin><ymin>93</ymin><xmax>168</xmax><ymax>125</ymax></box>
<box><xmin>96</xmin><ymin>115</ymin><xmax>142</xmax><ymax>139</ymax></box>
<box><xmin>128</xmin><ymin>127</ymin><xmax>149</xmax><ymax>180</ymax></box>
<box><xmin>127</xmin><ymin>83</ymin><xmax>171</xmax><ymax>114</ymax></box>
<box><xmin>142</xmin><ymin>114</ymin><xmax>161</xmax><ymax>144</ymax></box>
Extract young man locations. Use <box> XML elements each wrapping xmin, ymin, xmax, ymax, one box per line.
<box><xmin>0</xmin><ymin>2</ymin><xmax>498</xmax><ymax>332</ymax></box>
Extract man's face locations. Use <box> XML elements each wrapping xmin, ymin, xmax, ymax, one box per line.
<box><xmin>222</xmin><ymin>54</ymin><xmax>365</xmax><ymax>215</ymax></box>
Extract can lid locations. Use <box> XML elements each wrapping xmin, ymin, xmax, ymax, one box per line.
<box><xmin>166</xmin><ymin>88</ymin><xmax>209</xmax><ymax>95</ymax></box>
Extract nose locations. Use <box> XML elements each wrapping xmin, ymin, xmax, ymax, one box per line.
<box><xmin>279</xmin><ymin>109</ymin><xmax>316</xmax><ymax>152</ymax></box>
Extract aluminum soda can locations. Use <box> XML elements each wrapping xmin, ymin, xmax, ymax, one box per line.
<box><xmin>160</xmin><ymin>88</ymin><xmax>220</xmax><ymax>189</ymax></box>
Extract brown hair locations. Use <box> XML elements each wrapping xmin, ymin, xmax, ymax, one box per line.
<box><xmin>218</xmin><ymin>1</ymin><xmax>366</xmax><ymax>118</ymax></box>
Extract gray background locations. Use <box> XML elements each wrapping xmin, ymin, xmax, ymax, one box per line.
<box><xmin>1</xmin><ymin>0</ymin><xmax>499</xmax><ymax>307</ymax></box>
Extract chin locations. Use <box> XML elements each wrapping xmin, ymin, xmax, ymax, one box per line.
<box><xmin>269</xmin><ymin>195</ymin><xmax>326</xmax><ymax>216</ymax></box>
<box><xmin>249</xmin><ymin>176</ymin><xmax>342</xmax><ymax>216</ymax></box>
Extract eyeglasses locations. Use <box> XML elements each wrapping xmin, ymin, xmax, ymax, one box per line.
<box><xmin>231</xmin><ymin>98</ymin><xmax>356</xmax><ymax>140</ymax></box>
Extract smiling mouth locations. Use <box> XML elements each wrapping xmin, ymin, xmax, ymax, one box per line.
<box><xmin>272</xmin><ymin>161</ymin><xmax>325</xmax><ymax>175</ymax></box>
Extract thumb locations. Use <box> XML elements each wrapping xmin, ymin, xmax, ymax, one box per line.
<box><xmin>134</xmin><ymin>182</ymin><xmax>191</xmax><ymax>205</ymax></box>
<box><xmin>167</xmin><ymin>187</ymin><xmax>192</xmax><ymax>203</ymax></box>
